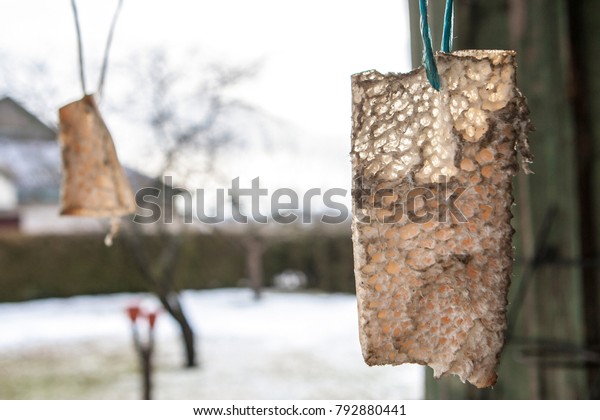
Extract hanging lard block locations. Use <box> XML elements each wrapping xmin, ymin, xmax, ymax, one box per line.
<box><xmin>58</xmin><ymin>95</ymin><xmax>136</xmax><ymax>217</ymax></box>
<box><xmin>351</xmin><ymin>50</ymin><xmax>532</xmax><ymax>388</ymax></box>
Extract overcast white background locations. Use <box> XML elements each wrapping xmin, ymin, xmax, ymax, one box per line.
<box><xmin>0</xmin><ymin>0</ymin><xmax>412</xmax><ymax>207</ymax></box>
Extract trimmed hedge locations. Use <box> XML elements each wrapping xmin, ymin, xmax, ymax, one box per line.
<box><xmin>0</xmin><ymin>232</ymin><xmax>355</xmax><ymax>302</ymax></box>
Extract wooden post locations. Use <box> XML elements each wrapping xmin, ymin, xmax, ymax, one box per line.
<box><xmin>127</xmin><ymin>306</ymin><xmax>159</xmax><ymax>400</ymax></box>
<box><xmin>566</xmin><ymin>0</ymin><xmax>600</xmax><ymax>399</ymax></box>
<box><xmin>140</xmin><ymin>344</ymin><xmax>153</xmax><ymax>400</ymax></box>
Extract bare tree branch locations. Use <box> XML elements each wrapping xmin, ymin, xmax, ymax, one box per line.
<box><xmin>119</xmin><ymin>48</ymin><xmax>267</xmax><ymax>367</ymax></box>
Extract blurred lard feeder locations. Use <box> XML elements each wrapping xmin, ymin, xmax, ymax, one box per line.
<box><xmin>58</xmin><ymin>95</ymin><xmax>135</xmax><ymax>217</ymax></box>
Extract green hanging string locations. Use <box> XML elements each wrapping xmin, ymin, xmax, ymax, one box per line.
<box><xmin>419</xmin><ymin>0</ymin><xmax>440</xmax><ymax>91</ymax></box>
<box><xmin>419</xmin><ymin>0</ymin><xmax>455</xmax><ymax>90</ymax></box>
<box><xmin>441</xmin><ymin>0</ymin><xmax>454</xmax><ymax>53</ymax></box>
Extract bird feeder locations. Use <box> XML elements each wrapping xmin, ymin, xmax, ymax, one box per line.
<box><xmin>58</xmin><ymin>94</ymin><xmax>136</xmax><ymax>217</ymax></box>
<box><xmin>58</xmin><ymin>0</ymin><xmax>134</xmax><ymax>218</ymax></box>
<box><xmin>126</xmin><ymin>303</ymin><xmax>160</xmax><ymax>400</ymax></box>
<box><xmin>351</xmin><ymin>50</ymin><xmax>532</xmax><ymax>388</ymax></box>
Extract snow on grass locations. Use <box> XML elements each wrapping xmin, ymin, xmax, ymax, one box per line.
<box><xmin>0</xmin><ymin>289</ymin><xmax>424</xmax><ymax>399</ymax></box>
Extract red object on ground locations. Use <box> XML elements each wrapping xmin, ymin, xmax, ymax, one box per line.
<box><xmin>147</xmin><ymin>312</ymin><xmax>158</xmax><ymax>329</ymax></box>
<box><xmin>126</xmin><ymin>305</ymin><xmax>141</xmax><ymax>323</ymax></box>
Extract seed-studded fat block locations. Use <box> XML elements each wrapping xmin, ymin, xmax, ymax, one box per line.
<box><xmin>351</xmin><ymin>50</ymin><xmax>532</xmax><ymax>388</ymax></box>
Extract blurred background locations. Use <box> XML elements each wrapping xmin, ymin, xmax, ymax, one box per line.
<box><xmin>0</xmin><ymin>0</ymin><xmax>598</xmax><ymax>400</ymax></box>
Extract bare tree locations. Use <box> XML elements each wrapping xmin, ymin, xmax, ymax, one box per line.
<box><xmin>0</xmin><ymin>50</ymin><xmax>61</xmax><ymax>128</ymax></box>
<box><xmin>1</xmin><ymin>45</ymin><xmax>272</xmax><ymax>364</ymax></box>
<box><xmin>121</xmin><ymin>48</ymin><xmax>258</xmax><ymax>367</ymax></box>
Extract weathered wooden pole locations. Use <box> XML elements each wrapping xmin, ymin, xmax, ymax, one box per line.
<box><xmin>566</xmin><ymin>0</ymin><xmax>600</xmax><ymax>399</ymax></box>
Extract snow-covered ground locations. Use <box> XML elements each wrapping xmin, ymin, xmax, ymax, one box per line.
<box><xmin>0</xmin><ymin>289</ymin><xmax>424</xmax><ymax>399</ymax></box>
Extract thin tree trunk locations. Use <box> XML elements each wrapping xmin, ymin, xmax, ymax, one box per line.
<box><xmin>245</xmin><ymin>235</ymin><xmax>264</xmax><ymax>300</ymax></box>
<box><xmin>124</xmin><ymin>226</ymin><xmax>198</xmax><ymax>368</ymax></box>
<box><xmin>157</xmin><ymin>292</ymin><xmax>197</xmax><ymax>368</ymax></box>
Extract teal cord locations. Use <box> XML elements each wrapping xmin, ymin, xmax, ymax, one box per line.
<box><xmin>441</xmin><ymin>0</ymin><xmax>454</xmax><ymax>53</ymax></box>
<box><xmin>419</xmin><ymin>0</ymin><xmax>440</xmax><ymax>91</ymax></box>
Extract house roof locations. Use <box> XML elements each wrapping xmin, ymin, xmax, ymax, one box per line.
<box><xmin>0</xmin><ymin>136</ymin><xmax>155</xmax><ymax>205</ymax></box>
<box><xmin>0</xmin><ymin>97</ymin><xmax>56</xmax><ymax>140</ymax></box>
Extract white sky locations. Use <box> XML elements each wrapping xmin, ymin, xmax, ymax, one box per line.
<box><xmin>0</xmin><ymin>0</ymin><xmax>412</xmax><ymax>202</ymax></box>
